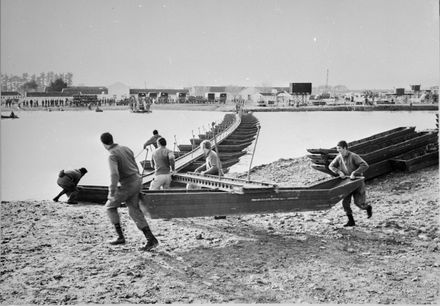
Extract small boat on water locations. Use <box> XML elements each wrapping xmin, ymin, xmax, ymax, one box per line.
<box><xmin>1</xmin><ymin>112</ymin><xmax>19</xmax><ymax>119</ymax></box>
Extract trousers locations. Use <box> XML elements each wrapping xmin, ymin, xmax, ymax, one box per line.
<box><xmin>149</xmin><ymin>174</ymin><xmax>172</xmax><ymax>190</ymax></box>
<box><xmin>105</xmin><ymin>177</ymin><xmax>149</xmax><ymax>230</ymax></box>
<box><xmin>342</xmin><ymin>181</ymin><xmax>368</xmax><ymax>215</ymax></box>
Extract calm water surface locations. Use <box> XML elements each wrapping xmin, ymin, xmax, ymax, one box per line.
<box><xmin>1</xmin><ymin>109</ymin><xmax>437</xmax><ymax>201</ymax></box>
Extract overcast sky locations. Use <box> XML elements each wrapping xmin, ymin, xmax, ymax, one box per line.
<box><xmin>1</xmin><ymin>0</ymin><xmax>438</xmax><ymax>90</ymax></box>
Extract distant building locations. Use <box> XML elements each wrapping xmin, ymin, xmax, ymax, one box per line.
<box><xmin>255</xmin><ymin>92</ymin><xmax>276</xmax><ymax>106</ymax></box>
<box><xmin>61</xmin><ymin>86</ymin><xmax>108</xmax><ymax>96</ymax></box>
<box><xmin>129</xmin><ymin>88</ymin><xmax>190</xmax><ymax>103</ymax></box>
<box><xmin>276</xmin><ymin>91</ymin><xmax>293</xmax><ymax>105</ymax></box>
<box><xmin>204</xmin><ymin>87</ymin><xmax>227</xmax><ymax>103</ymax></box>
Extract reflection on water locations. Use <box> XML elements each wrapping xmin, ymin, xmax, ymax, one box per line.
<box><xmin>1</xmin><ymin>109</ymin><xmax>436</xmax><ymax>201</ymax></box>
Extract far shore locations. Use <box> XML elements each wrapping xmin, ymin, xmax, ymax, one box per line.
<box><xmin>1</xmin><ymin>102</ymin><xmax>438</xmax><ymax>114</ymax></box>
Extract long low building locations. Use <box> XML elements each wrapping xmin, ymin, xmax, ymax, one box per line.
<box><xmin>129</xmin><ymin>88</ymin><xmax>190</xmax><ymax>103</ymax></box>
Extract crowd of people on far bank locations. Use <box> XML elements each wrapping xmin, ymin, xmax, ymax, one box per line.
<box><xmin>54</xmin><ymin>129</ymin><xmax>372</xmax><ymax>252</ymax></box>
<box><xmin>2</xmin><ymin>97</ymin><xmax>118</xmax><ymax>109</ymax></box>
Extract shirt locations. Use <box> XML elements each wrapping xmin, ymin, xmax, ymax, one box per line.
<box><xmin>144</xmin><ymin>134</ymin><xmax>162</xmax><ymax>149</ymax></box>
<box><xmin>205</xmin><ymin>150</ymin><xmax>222</xmax><ymax>175</ymax></box>
<box><xmin>329</xmin><ymin>151</ymin><xmax>369</xmax><ymax>176</ymax></box>
<box><xmin>57</xmin><ymin>169</ymin><xmax>83</xmax><ymax>188</ymax></box>
<box><xmin>151</xmin><ymin>147</ymin><xmax>175</xmax><ymax>175</ymax></box>
<box><xmin>107</xmin><ymin>144</ymin><xmax>140</xmax><ymax>195</ymax></box>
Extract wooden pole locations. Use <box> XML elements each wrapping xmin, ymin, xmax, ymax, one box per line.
<box><xmin>141</xmin><ymin>148</ymin><xmax>149</xmax><ymax>177</ymax></box>
<box><xmin>247</xmin><ymin>124</ymin><xmax>261</xmax><ymax>182</ymax></box>
<box><xmin>211</xmin><ymin>122</ymin><xmax>222</xmax><ymax>178</ymax></box>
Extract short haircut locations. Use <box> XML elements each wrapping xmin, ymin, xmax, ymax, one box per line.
<box><xmin>157</xmin><ymin>137</ymin><xmax>166</xmax><ymax>146</ymax></box>
<box><xmin>200</xmin><ymin>140</ymin><xmax>211</xmax><ymax>150</ymax></box>
<box><xmin>79</xmin><ymin>167</ymin><xmax>88</xmax><ymax>174</ymax></box>
<box><xmin>337</xmin><ymin>140</ymin><xmax>348</xmax><ymax>149</ymax></box>
<box><xmin>100</xmin><ymin>132</ymin><xmax>114</xmax><ymax>145</ymax></box>
<box><xmin>153</xmin><ymin>130</ymin><xmax>158</xmax><ymax>135</ymax></box>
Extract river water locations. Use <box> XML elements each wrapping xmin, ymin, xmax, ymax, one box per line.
<box><xmin>1</xmin><ymin>109</ymin><xmax>437</xmax><ymax>201</ymax></box>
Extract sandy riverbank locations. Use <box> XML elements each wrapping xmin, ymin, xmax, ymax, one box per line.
<box><xmin>1</xmin><ymin>156</ymin><xmax>439</xmax><ymax>304</ymax></box>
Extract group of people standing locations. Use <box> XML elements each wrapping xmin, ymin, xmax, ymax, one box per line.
<box><xmin>53</xmin><ymin>131</ymin><xmax>373</xmax><ymax>252</ymax></box>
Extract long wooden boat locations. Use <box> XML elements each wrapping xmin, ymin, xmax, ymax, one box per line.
<box><xmin>307</xmin><ymin>126</ymin><xmax>415</xmax><ymax>154</ymax></box>
<box><xmin>178</xmin><ymin>140</ymin><xmax>254</xmax><ymax>153</ymax></box>
<box><xmin>308</xmin><ymin>131</ymin><xmax>437</xmax><ymax>165</ymax></box>
<box><xmin>139</xmin><ymin>177</ymin><xmax>365</xmax><ymax>219</ymax></box>
<box><xmin>308</xmin><ymin>128</ymin><xmax>418</xmax><ymax>162</ymax></box>
<box><xmin>312</xmin><ymin>160</ymin><xmax>394</xmax><ymax>181</ymax></box>
<box><xmin>389</xmin><ymin>144</ymin><xmax>439</xmax><ymax>172</ymax></box>
<box><xmin>220</xmin><ymin>137</ymin><xmax>256</xmax><ymax>145</ymax></box>
<box><xmin>190</xmin><ymin>137</ymin><xmax>254</xmax><ymax>146</ymax></box>
<box><xmin>199</xmin><ymin>129</ymin><xmax>257</xmax><ymax>140</ymax></box>
<box><xmin>223</xmin><ymin>132</ymin><xmax>257</xmax><ymax>141</ymax></box>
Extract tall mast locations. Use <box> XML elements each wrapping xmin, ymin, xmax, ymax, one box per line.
<box><xmin>325</xmin><ymin>68</ymin><xmax>329</xmax><ymax>93</ymax></box>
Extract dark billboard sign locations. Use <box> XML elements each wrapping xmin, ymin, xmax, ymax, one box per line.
<box><xmin>290</xmin><ymin>83</ymin><xmax>312</xmax><ymax>94</ymax></box>
<box><xmin>396</xmin><ymin>88</ymin><xmax>405</xmax><ymax>96</ymax></box>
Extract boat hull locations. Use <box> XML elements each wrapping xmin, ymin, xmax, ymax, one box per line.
<box><xmin>312</xmin><ymin>159</ymin><xmax>394</xmax><ymax>181</ymax></box>
<box><xmin>390</xmin><ymin>145</ymin><xmax>439</xmax><ymax>172</ymax></box>
<box><xmin>307</xmin><ymin>127</ymin><xmax>415</xmax><ymax>154</ymax></box>
<box><xmin>140</xmin><ymin>177</ymin><xmax>364</xmax><ymax>219</ymax></box>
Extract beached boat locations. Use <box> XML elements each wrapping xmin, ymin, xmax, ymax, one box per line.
<box><xmin>309</xmin><ymin>127</ymin><xmax>438</xmax><ymax>180</ymax></box>
<box><xmin>139</xmin><ymin>177</ymin><xmax>365</xmax><ymax>219</ymax></box>
<box><xmin>308</xmin><ymin>130</ymin><xmax>437</xmax><ymax>165</ymax></box>
<box><xmin>307</xmin><ymin>126</ymin><xmax>416</xmax><ymax>155</ymax></box>
<box><xmin>312</xmin><ymin>159</ymin><xmax>394</xmax><ymax>181</ymax></box>
<box><xmin>389</xmin><ymin>144</ymin><xmax>439</xmax><ymax>172</ymax></box>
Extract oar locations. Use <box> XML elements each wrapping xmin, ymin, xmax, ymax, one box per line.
<box><xmin>247</xmin><ymin>124</ymin><xmax>261</xmax><ymax>182</ymax></box>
